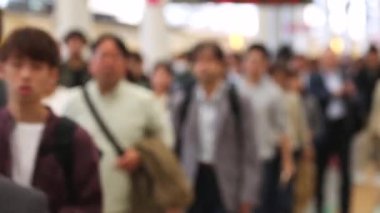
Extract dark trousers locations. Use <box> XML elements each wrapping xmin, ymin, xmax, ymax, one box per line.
<box><xmin>189</xmin><ymin>164</ymin><xmax>226</xmax><ymax>213</ymax></box>
<box><xmin>316</xmin><ymin>119</ymin><xmax>352</xmax><ymax>213</ymax></box>
<box><xmin>256</xmin><ymin>152</ymin><xmax>297</xmax><ymax>213</ymax></box>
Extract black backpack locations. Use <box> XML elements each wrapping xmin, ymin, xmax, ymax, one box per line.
<box><xmin>53</xmin><ymin>117</ymin><xmax>77</xmax><ymax>203</ymax></box>
<box><xmin>175</xmin><ymin>84</ymin><xmax>242</xmax><ymax>156</ymax></box>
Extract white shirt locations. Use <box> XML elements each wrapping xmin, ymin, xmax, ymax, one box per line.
<box><xmin>322</xmin><ymin>71</ymin><xmax>346</xmax><ymax>120</ymax></box>
<box><xmin>196</xmin><ymin>83</ymin><xmax>225</xmax><ymax>164</ymax></box>
<box><xmin>11</xmin><ymin>123</ymin><xmax>45</xmax><ymax>187</ymax></box>
<box><xmin>42</xmin><ymin>86</ymin><xmax>73</xmax><ymax>116</ymax></box>
<box><xmin>64</xmin><ymin>80</ymin><xmax>171</xmax><ymax>213</ymax></box>
<box><xmin>239</xmin><ymin>76</ymin><xmax>288</xmax><ymax>160</ymax></box>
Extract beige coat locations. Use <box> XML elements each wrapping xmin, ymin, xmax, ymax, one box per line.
<box><xmin>130</xmin><ymin>138</ymin><xmax>193</xmax><ymax>213</ymax></box>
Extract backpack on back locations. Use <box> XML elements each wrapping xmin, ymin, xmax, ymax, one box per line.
<box><xmin>54</xmin><ymin>117</ymin><xmax>76</xmax><ymax>203</ymax></box>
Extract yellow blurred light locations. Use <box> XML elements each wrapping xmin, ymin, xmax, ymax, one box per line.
<box><xmin>329</xmin><ymin>37</ymin><xmax>345</xmax><ymax>55</ymax></box>
<box><xmin>228</xmin><ymin>34</ymin><xmax>245</xmax><ymax>51</ymax></box>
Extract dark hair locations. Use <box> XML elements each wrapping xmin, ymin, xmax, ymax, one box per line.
<box><xmin>64</xmin><ymin>30</ymin><xmax>87</xmax><ymax>44</ymax></box>
<box><xmin>277</xmin><ymin>45</ymin><xmax>294</xmax><ymax>62</ymax></box>
<box><xmin>91</xmin><ymin>34</ymin><xmax>130</xmax><ymax>58</ymax></box>
<box><xmin>368</xmin><ymin>44</ymin><xmax>378</xmax><ymax>55</ymax></box>
<box><xmin>191</xmin><ymin>41</ymin><xmax>225</xmax><ymax>63</ymax></box>
<box><xmin>269</xmin><ymin>63</ymin><xmax>288</xmax><ymax>76</ymax></box>
<box><xmin>154</xmin><ymin>61</ymin><xmax>173</xmax><ymax>76</ymax></box>
<box><xmin>129</xmin><ymin>52</ymin><xmax>142</xmax><ymax>63</ymax></box>
<box><xmin>0</xmin><ymin>27</ymin><xmax>59</xmax><ymax>67</ymax></box>
<box><xmin>247</xmin><ymin>43</ymin><xmax>270</xmax><ymax>60</ymax></box>
<box><xmin>229</xmin><ymin>53</ymin><xmax>242</xmax><ymax>63</ymax></box>
<box><xmin>285</xmin><ymin>69</ymin><xmax>299</xmax><ymax>79</ymax></box>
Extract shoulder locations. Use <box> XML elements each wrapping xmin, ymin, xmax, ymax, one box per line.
<box><xmin>64</xmin><ymin>86</ymin><xmax>84</xmax><ymax>107</ymax></box>
<box><xmin>123</xmin><ymin>82</ymin><xmax>156</xmax><ymax>103</ymax></box>
<box><xmin>54</xmin><ymin>116</ymin><xmax>95</xmax><ymax>151</ymax></box>
<box><xmin>265</xmin><ymin>78</ymin><xmax>284</xmax><ymax>98</ymax></box>
<box><xmin>0</xmin><ymin>176</ymin><xmax>47</xmax><ymax>208</ymax></box>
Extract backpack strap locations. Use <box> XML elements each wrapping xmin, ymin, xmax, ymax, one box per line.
<box><xmin>175</xmin><ymin>83</ymin><xmax>195</xmax><ymax>156</ymax></box>
<box><xmin>54</xmin><ymin>117</ymin><xmax>76</xmax><ymax>204</ymax></box>
<box><xmin>228</xmin><ymin>84</ymin><xmax>242</xmax><ymax>135</ymax></box>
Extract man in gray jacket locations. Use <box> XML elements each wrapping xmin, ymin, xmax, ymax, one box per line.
<box><xmin>0</xmin><ymin>176</ymin><xmax>49</xmax><ymax>213</ymax></box>
<box><xmin>171</xmin><ymin>42</ymin><xmax>260</xmax><ymax>213</ymax></box>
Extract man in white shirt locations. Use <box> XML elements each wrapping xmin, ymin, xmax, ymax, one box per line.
<box><xmin>239</xmin><ymin>44</ymin><xmax>294</xmax><ymax>213</ymax></box>
<box><xmin>64</xmin><ymin>34</ymin><xmax>172</xmax><ymax>213</ymax></box>
<box><xmin>0</xmin><ymin>27</ymin><xmax>101</xmax><ymax>213</ymax></box>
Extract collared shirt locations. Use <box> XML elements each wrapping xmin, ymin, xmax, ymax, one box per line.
<box><xmin>64</xmin><ymin>80</ymin><xmax>172</xmax><ymax>213</ymax></box>
<box><xmin>322</xmin><ymin>70</ymin><xmax>346</xmax><ymax>120</ymax></box>
<box><xmin>195</xmin><ymin>83</ymin><xmax>226</xmax><ymax>164</ymax></box>
<box><xmin>239</xmin><ymin>75</ymin><xmax>288</xmax><ymax>160</ymax></box>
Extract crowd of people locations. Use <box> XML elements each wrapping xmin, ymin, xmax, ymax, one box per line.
<box><xmin>0</xmin><ymin>26</ymin><xmax>379</xmax><ymax>213</ymax></box>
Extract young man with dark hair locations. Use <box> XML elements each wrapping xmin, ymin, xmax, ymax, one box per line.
<box><xmin>60</xmin><ymin>29</ymin><xmax>90</xmax><ymax>87</ymax></box>
<box><xmin>239</xmin><ymin>44</ymin><xmax>294</xmax><ymax>213</ymax></box>
<box><xmin>0</xmin><ymin>27</ymin><xmax>102</xmax><ymax>213</ymax></box>
<box><xmin>64</xmin><ymin>34</ymin><xmax>173</xmax><ymax>213</ymax></box>
<box><xmin>171</xmin><ymin>41</ymin><xmax>260</xmax><ymax>213</ymax></box>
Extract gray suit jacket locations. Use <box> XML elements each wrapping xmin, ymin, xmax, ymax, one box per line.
<box><xmin>0</xmin><ymin>176</ymin><xmax>49</xmax><ymax>213</ymax></box>
<box><xmin>171</xmin><ymin>86</ymin><xmax>260</xmax><ymax>212</ymax></box>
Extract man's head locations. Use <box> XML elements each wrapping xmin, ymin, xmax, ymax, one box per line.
<box><xmin>319</xmin><ymin>49</ymin><xmax>339</xmax><ymax>71</ymax></box>
<box><xmin>64</xmin><ymin>30</ymin><xmax>87</xmax><ymax>59</ymax></box>
<box><xmin>226</xmin><ymin>53</ymin><xmax>242</xmax><ymax>73</ymax></box>
<box><xmin>191</xmin><ymin>42</ymin><xmax>225</xmax><ymax>85</ymax></box>
<box><xmin>290</xmin><ymin>55</ymin><xmax>310</xmax><ymax>74</ymax></box>
<box><xmin>285</xmin><ymin>70</ymin><xmax>302</xmax><ymax>92</ymax></box>
<box><xmin>243</xmin><ymin>43</ymin><xmax>270</xmax><ymax>78</ymax></box>
<box><xmin>151</xmin><ymin>62</ymin><xmax>173</xmax><ymax>94</ymax></box>
<box><xmin>90</xmin><ymin>34</ymin><xmax>129</xmax><ymax>92</ymax></box>
<box><xmin>269</xmin><ymin>64</ymin><xmax>287</xmax><ymax>89</ymax></box>
<box><xmin>128</xmin><ymin>52</ymin><xmax>143</xmax><ymax>77</ymax></box>
<box><xmin>366</xmin><ymin>45</ymin><xmax>379</xmax><ymax>70</ymax></box>
<box><xmin>0</xmin><ymin>27</ymin><xmax>59</xmax><ymax>105</ymax></box>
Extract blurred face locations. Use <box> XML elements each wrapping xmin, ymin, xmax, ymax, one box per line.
<box><xmin>152</xmin><ymin>67</ymin><xmax>172</xmax><ymax>94</ymax></box>
<box><xmin>320</xmin><ymin>49</ymin><xmax>339</xmax><ymax>71</ymax></box>
<box><xmin>290</xmin><ymin>56</ymin><xmax>309</xmax><ymax>73</ymax></box>
<box><xmin>1</xmin><ymin>56</ymin><xmax>55</xmax><ymax>104</ymax></box>
<box><xmin>89</xmin><ymin>39</ymin><xmax>127</xmax><ymax>91</ymax></box>
<box><xmin>243</xmin><ymin>50</ymin><xmax>268</xmax><ymax>78</ymax></box>
<box><xmin>129</xmin><ymin>57</ymin><xmax>143</xmax><ymax>77</ymax></box>
<box><xmin>287</xmin><ymin>76</ymin><xmax>302</xmax><ymax>92</ymax></box>
<box><xmin>226</xmin><ymin>54</ymin><xmax>241</xmax><ymax>72</ymax></box>
<box><xmin>366</xmin><ymin>52</ymin><xmax>379</xmax><ymax>69</ymax></box>
<box><xmin>272</xmin><ymin>70</ymin><xmax>286</xmax><ymax>88</ymax></box>
<box><xmin>67</xmin><ymin>37</ymin><xmax>85</xmax><ymax>58</ymax></box>
<box><xmin>193</xmin><ymin>48</ymin><xmax>224</xmax><ymax>85</ymax></box>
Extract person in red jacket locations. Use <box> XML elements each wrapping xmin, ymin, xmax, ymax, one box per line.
<box><xmin>0</xmin><ymin>27</ymin><xmax>102</xmax><ymax>213</ymax></box>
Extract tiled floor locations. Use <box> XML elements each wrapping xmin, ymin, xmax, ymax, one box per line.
<box><xmin>352</xmin><ymin>165</ymin><xmax>380</xmax><ymax>213</ymax></box>
<box><xmin>352</xmin><ymin>183</ymin><xmax>380</xmax><ymax>213</ymax></box>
